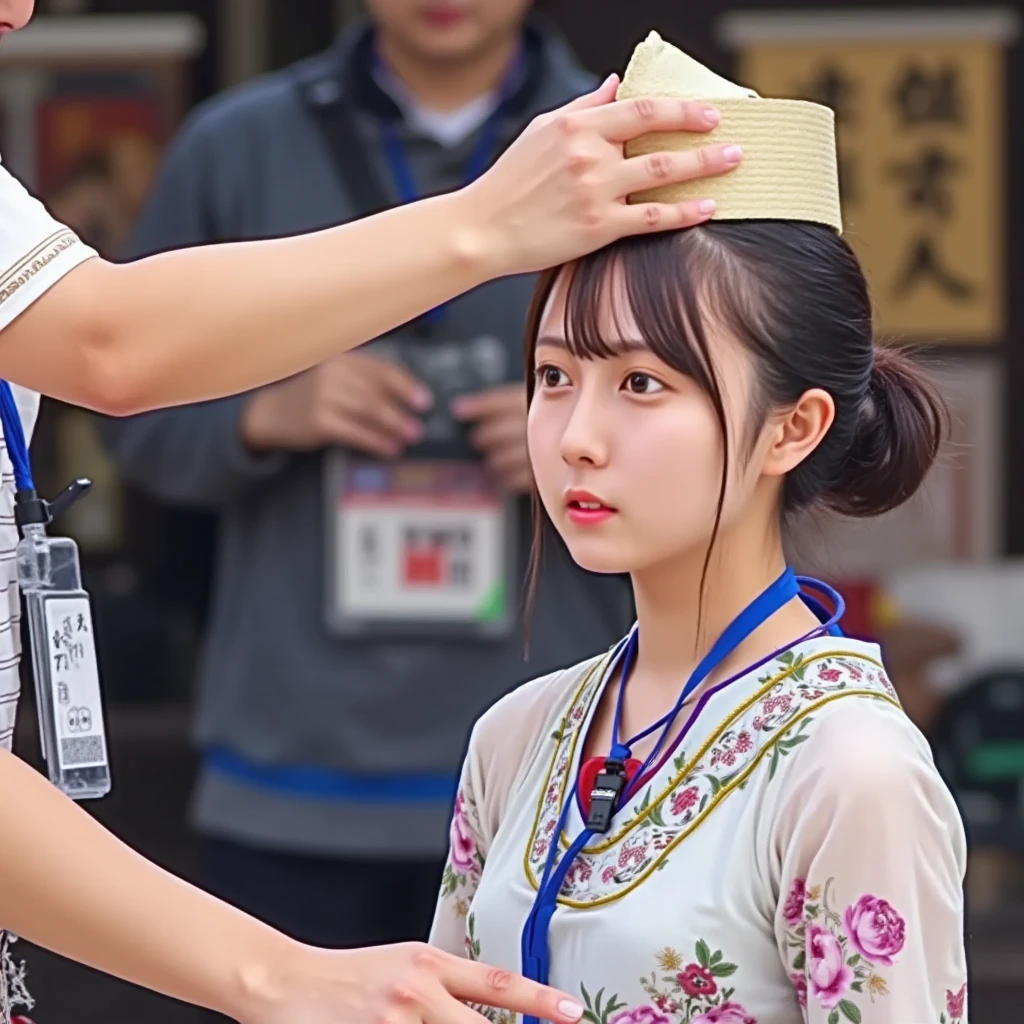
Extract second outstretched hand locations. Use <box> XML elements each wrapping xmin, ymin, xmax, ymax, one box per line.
<box><xmin>242</xmin><ymin>941</ymin><xmax>584</xmax><ymax>1024</ymax></box>
<box><xmin>459</xmin><ymin>73</ymin><xmax>741</xmax><ymax>278</ymax></box>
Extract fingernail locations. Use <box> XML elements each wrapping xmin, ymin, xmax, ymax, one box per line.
<box><xmin>602</xmin><ymin>73</ymin><xmax>617</xmax><ymax>88</ymax></box>
<box><xmin>558</xmin><ymin>1000</ymin><xmax>585</xmax><ymax>1021</ymax></box>
<box><xmin>413</xmin><ymin>388</ymin><xmax>433</xmax><ymax>411</ymax></box>
<box><xmin>703</xmin><ymin>106</ymin><xmax>720</xmax><ymax>125</ymax></box>
<box><xmin>698</xmin><ymin>199</ymin><xmax>717</xmax><ymax>215</ymax></box>
<box><xmin>404</xmin><ymin>420</ymin><xmax>424</xmax><ymax>442</ymax></box>
<box><xmin>723</xmin><ymin>144</ymin><xmax>743</xmax><ymax>164</ymax></box>
<box><xmin>451</xmin><ymin>396</ymin><xmax>469</xmax><ymax>417</ymax></box>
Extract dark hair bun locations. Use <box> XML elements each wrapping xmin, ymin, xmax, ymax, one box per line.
<box><xmin>824</xmin><ymin>346</ymin><xmax>948</xmax><ymax>519</ymax></box>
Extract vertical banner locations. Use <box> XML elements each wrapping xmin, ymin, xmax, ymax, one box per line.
<box><xmin>719</xmin><ymin>9</ymin><xmax>1017</xmax><ymax>344</ymax></box>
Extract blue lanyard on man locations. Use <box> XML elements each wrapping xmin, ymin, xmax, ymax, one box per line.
<box><xmin>0</xmin><ymin>379</ymin><xmax>110</xmax><ymax>800</ymax></box>
<box><xmin>375</xmin><ymin>45</ymin><xmax>525</xmax><ymax>328</ymax></box>
<box><xmin>519</xmin><ymin>569</ymin><xmax>846</xmax><ymax>1024</ymax></box>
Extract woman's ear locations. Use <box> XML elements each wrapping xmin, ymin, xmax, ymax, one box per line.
<box><xmin>761</xmin><ymin>389</ymin><xmax>835</xmax><ymax>479</ymax></box>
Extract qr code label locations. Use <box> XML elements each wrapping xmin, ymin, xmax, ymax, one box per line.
<box><xmin>60</xmin><ymin>735</ymin><xmax>105</xmax><ymax>768</ymax></box>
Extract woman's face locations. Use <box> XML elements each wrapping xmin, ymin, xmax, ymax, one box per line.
<box><xmin>0</xmin><ymin>0</ymin><xmax>33</xmax><ymax>37</ymax></box>
<box><xmin>527</xmin><ymin>266</ymin><xmax>771</xmax><ymax>577</ymax></box>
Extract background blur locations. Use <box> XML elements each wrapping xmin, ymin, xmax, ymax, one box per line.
<box><xmin>1</xmin><ymin>0</ymin><xmax>1021</xmax><ymax>1020</ymax></box>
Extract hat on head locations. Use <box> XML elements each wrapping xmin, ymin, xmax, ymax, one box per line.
<box><xmin>617</xmin><ymin>31</ymin><xmax>842</xmax><ymax>233</ymax></box>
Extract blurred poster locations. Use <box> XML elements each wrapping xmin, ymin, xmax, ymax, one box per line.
<box><xmin>37</xmin><ymin>87</ymin><xmax>163</xmax><ymax>258</ymax></box>
<box><xmin>719</xmin><ymin>9</ymin><xmax>1017</xmax><ymax>344</ymax></box>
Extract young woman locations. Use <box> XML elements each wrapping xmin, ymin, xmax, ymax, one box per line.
<box><xmin>429</xmin><ymin>222</ymin><xmax>968</xmax><ymax>1022</ymax></box>
<box><xmin>0</xmin><ymin>2</ymin><xmax>741</xmax><ymax>1022</ymax></box>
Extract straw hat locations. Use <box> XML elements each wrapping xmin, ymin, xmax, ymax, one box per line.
<box><xmin>618</xmin><ymin>31</ymin><xmax>842</xmax><ymax>233</ymax></box>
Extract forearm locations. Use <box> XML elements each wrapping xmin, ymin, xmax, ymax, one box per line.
<box><xmin>0</xmin><ymin>749</ymin><xmax>288</xmax><ymax>1019</ymax></box>
<box><xmin>0</xmin><ymin>192</ymin><xmax>489</xmax><ymax>415</ymax></box>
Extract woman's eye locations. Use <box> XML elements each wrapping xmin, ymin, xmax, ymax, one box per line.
<box><xmin>624</xmin><ymin>372</ymin><xmax>665</xmax><ymax>395</ymax></box>
<box><xmin>536</xmin><ymin>365</ymin><xmax>570</xmax><ymax>388</ymax></box>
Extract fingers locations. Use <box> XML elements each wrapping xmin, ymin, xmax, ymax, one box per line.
<box><xmin>555</xmin><ymin>73</ymin><xmax>620</xmax><ymax>114</ymax></box>
<box><xmin>328</xmin><ymin>413</ymin><xmax>410</xmax><ymax>459</ymax></box>
<box><xmin>610</xmin><ymin>197</ymin><xmax>722</xmax><ymax>236</ymax></box>
<box><xmin>574</xmin><ymin>96</ymin><xmax>722</xmax><ymax>144</ymax></box>
<box><xmin>616</xmin><ymin>143</ymin><xmax>742</xmax><ymax>197</ymax></box>
<box><xmin>451</xmin><ymin>384</ymin><xmax>524</xmax><ymax>423</ymax></box>
<box><xmin>469</xmin><ymin>413</ymin><xmax>524</xmax><ymax>455</ymax></box>
<box><xmin>365</xmin><ymin>357</ymin><xmax>434</xmax><ymax>413</ymax></box>
<box><xmin>431</xmin><ymin>950</ymin><xmax>584</xmax><ymax>1024</ymax></box>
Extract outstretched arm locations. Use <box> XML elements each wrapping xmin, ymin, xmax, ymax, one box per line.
<box><xmin>0</xmin><ymin>80</ymin><xmax>735</xmax><ymax>415</ymax></box>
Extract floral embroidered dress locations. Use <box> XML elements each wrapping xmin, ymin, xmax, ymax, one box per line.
<box><xmin>429</xmin><ymin>636</ymin><xmax>969</xmax><ymax>1024</ymax></box>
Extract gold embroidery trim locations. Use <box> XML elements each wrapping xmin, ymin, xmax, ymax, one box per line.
<box><xmin>533</xmin><ymin>686</ymin><xmax>900</xmax><ymax>909</ymax></box>
<box><xmin>523</xmin><ymin>649</ymin><xmax>896</xmax><ymax>899</ymax></box>
<box><xmin>564</xmin><ymin>649</ymin><xmax>888</xmax><ymax>852</ymax></box>
<box><xmin>522</xmin><ymin>651</ymin><xmax>614</xmax><ymax>887</ymax></box>
<box><xmin>0</xmin><ymin>230</ymin><xmax>82</xmax><ymax>307</ymax></box>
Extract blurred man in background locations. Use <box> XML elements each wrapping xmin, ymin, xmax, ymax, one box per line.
<box><xmin>100</xmin><ymin>0</ymin><xmax>631</xmax><ymax>948</ymax></box>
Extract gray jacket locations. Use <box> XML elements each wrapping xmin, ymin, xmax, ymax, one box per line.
<box><xmin>99</xmin><ymin>20</ymin><xmax>632</xmax><ymax>858</ymax></box>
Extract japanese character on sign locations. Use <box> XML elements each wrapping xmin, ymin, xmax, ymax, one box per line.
<box><xmin>892</xmin><ymin>64</ymin><xmax>963</xmax><ymax>126</ymax></box>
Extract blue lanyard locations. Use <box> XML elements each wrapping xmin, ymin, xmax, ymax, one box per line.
<box><xmin>0</xmin><ymin>380</ymin><xmax>35</xmax><ymax>493</ymax></box>
<box><xmin>376</xmin><ymin>48</ymin><xmax>523</xmax><ymax>328</ymax></box>
<box><xmin>519</xmin><ymin>569</ymin><xmax>845</xmax><ymax>1018</ymax></box>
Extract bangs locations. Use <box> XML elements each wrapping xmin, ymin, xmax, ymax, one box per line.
<box><xmin>559</xmin><ymin>233</ymin><xmax>716</xmax><ymax>387</ymax></box>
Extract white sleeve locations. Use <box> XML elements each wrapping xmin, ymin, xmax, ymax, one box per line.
<box><xmin>770</xmin><ymin>699</ymin><xmax>969</xmax><ymax>1024</ymax></box>
<box><xmin>0</xmin><ymin>158</ymin><xmax>97</xmax><ymax>335</ymax></box>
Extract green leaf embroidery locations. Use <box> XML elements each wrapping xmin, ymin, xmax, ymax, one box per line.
<box><xmin>779</xmin><ymin>650</ymin><xmax>795</xmax><ymax>665</ymax></box>
<box><xmin>695</xmin><ymin>939</ymin><xmax>711</xmax><ymax>968</ymax></box>
<box><xmin>838</xmin><ymin>999</ymin><xmax>862</xmax><ymax>1023</ymax></box>
<box><xmin>768</xmin><ymin>744</ymin><xmax>782</xmax><ymax>780</ymax></box>
<box><xmin>847</xmin><ymin>954</ymin><xmax>861</xmax><ymax>967</ymax></box>
<box><xmin>828</xmin><ymin>1011</ymin><xmax>840</xmax><ymax>1024</ymax></box>
<box><xmin>582</xmin><ymin>1012</ymin><xmax>600</xmax><ymax>1024</ymax></box>
<box><xmin>710</xmin><ymin>962</ymin><xmax>738</xmax><ymax>978</ymax></box>
<box><xmin>709</xmin><ymin>950</ymin><xmax>722</xmax><ymax>967</ymax></box>
<box><xmin>792</xmin><ymin>950</ymin><xmax>806</xmax><ymax>971</ymax></box>
<box><xmin>850</xmin><ymin>981</ymin><xmax>864</xmax><ymax>993</ymax></box>
<box><xmin>940</xmin><ymin>1014</ymin><xmax>947</xmax><ymax>1024</ymax></box>
<box><xmin>580</xmin><ymin>983</ymin><xmax>593</xmax><ymax>1010</ymax></box>
<box><xmin>804</xmin><ymin>903</ymin><xmax>820</xmax><ymax>918</ymax></box>
<box><xmin>722</xmin><ymin>987</ymin><xmax>735</xmax><ymax>1002</ymax></box>
<box><xmin>706</xmin><ymin>773</ymin><xmax>723</xmax><ymax>795</ymax></box>
<box><xmin>699</xmin><ymin>793</ymin><xmax>709</xmax><ymax>813</ymax></box>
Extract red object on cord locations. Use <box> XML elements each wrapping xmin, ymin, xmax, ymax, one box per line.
<box><xmin>578</xmin><ymin>756</ymin><xmax>642</xmax><ymax>817</ymax></box>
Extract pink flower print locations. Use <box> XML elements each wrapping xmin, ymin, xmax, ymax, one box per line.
<box><xmin>710</xmin><ymin>749</ymin><xmax>721</xmax><ymax>767</ymax></box>
<box><xmin>818</xmin><ymin>668</ymin><xmax>841</xmax><ymax>683</ymax></box>
<box><xmin>776</xmin><ymin>695</ymin><xmax>792</xmax><ymax>713</ymax></box>
<box><xmin>601</xmin><ymin>866</ymin><xmax>616</xmax><ymax>884</ymax></box>
<box><xmin>789</xmin><ymin>972</ymin><xmax>807</xmax><ymax>1009</ymax></box>
<box><xmin>532</xmin><ymin>837</ymin><xmax>549</xmax><ymax>859</ymax></box>
<box><xmin>449</xmin><ymin>792</ymin><xmax>477</xmax><ymax>875</ymax></box>
<box><xmin>677</xmin><ymin>964</ymin><xmax>717</xmax><ymax>997</ymax></box>
<box><xmin>653</xmin><ymin>995</ymin><xmax>678</xmax><ymax>1014</ymax></box>
<box><xmin>847</xmin><ymin>665</ymin><xmax>863</xmax><ymax>681</ymax></box>
<box><xmin>752</xmin><ymin>715</ymin><xmax>764</xmax><ymax>731</ymax></box>
<box><xmin>546</xmin><ymin>784</ymin><xmax>559</xmax><ymax>804</ymax></box>
<box><xmin>618</xmin><ymin>840</ymin><xmax>645</xmax><ymax>870</ymax></box>
<box><xmin>843</xmin><ymin>895</ymin><xmax>906</xmax><ymax>967</ymax></box>
<box><xmin>946</xmin><ymin>983</ymin><xmax>967</xmax><ymax>1019</ymax></box>
<box><xmin>722</xmin><ymin>750</ymin><xmax>737</xmax><ymax>766</ymax></box>
<box><xmin>690</xmin><ymin>1002</ymin><xmax>757</xmax><ymax>1024</ymax></box>
<box><xmin>783</xmin><ymin>878</ymin><xmax>807</xmax><ymax>927</ymax></box>
<box><xmin>671</xmin><ymin>786</ymin><xmax>699</xmax><ymax>817</ymax></box>
<box><xmin>806</xmin><ymin>922</ymin><xmax>854</xmax><ymax>1009</ymax></box>
<box><xmin>734</xmin><ymin>731</ymin><xmax>753</xmax><ymax>754</ymax></box>
<box><xmin>608</xmin><ymin>1007</ymin><xmax>670</xmax><ymax>1024</ymax></box>
<box><xmin>545</xmin><ymin>819</ymin><xmax>556</xmax><ymax>835</ymax></box>
<box><xmin>763</xmin><ymin>696</ymin><xmax>778</xmax><ymax>714</ymax></box>
<box><xmin>565</xmin><ymin>860</ymin><xmax>592</xmax><ymax>887</ymax></box>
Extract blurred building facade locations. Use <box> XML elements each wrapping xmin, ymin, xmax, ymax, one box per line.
<box><xmin>1</xmin><ymin>0</ymin><xmax>1022</xmax><ymax>1021</ymax></box>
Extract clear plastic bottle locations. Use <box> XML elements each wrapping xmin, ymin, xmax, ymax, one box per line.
<box><xmin>18</xmin><ymin>520</ymin><xmax>110</xmax><ymax>799</ymax></box>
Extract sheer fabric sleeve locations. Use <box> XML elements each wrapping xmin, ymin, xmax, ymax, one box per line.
<box><xmin>429</xmin><ymin>665</ymin><xmax>577</xmax><ymax>958</ymax></box>
<box><xmin>770</xmin><ymin>699</ymin><xmax>968</xmax><ymax>1024</ymax></box>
